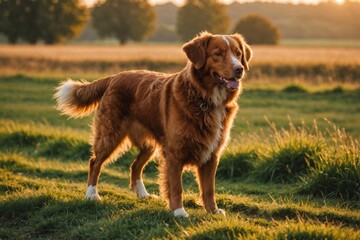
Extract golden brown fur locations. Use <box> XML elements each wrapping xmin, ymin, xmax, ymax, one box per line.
<box><xmin>54</xmin><ymin>32</ymin><xmax>252</xmax><ymax>217</ymax></box>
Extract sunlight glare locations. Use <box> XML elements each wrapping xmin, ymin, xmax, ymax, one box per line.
<box><xmin>335</xmin><ymin>0</ymin><xmax>345</xmax><ymax>4</ymax></box>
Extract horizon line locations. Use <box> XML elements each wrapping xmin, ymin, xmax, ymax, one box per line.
<box><xmin>83</xmin><ymin>0</ymin><xmax>357</xmax><ymax>7</ymax></box>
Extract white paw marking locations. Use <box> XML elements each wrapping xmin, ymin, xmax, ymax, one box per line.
<box><xmin>85</xmin><ymin>185</ymin><xmax>101</xmax><ymax>201</ymax></box>
<box><xmin>174</xmin><ymin>207</ymin><xmax>189</xmax><ymax>218</ymax></box>
<box><xmin>135</xmin><ymin>179</ymin><xmax>150</xmax><ymax>199</ymax></box>
<box><xmin>213</xmin><ymin>208</ymin><xmax>226</xmax><ymax>216</ymax></box>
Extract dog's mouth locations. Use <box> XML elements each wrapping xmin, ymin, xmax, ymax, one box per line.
<box><xmin>213</xmin><ymin>72</ymin><xmax>240</xmax><ymax>90</ymax></box>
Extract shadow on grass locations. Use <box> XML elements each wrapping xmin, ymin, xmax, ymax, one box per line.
<box><xmin>0</xmin><ymin>194</ymin><xmax>137</xmax><ymax>239</ymax></box>
<box><xmin>0</xmin><ymin>155</ymin><xmax>131</xmax><ymax>188</ymax></box>
<box><xmin>219</xmin><ymin>200</ymin><xmax>360</xmax><ymax>228</ymax></box>
<box><xmin>70</xmin><ymin>207</ymin><xmax>184</xmax><ymax>240</ymax></box>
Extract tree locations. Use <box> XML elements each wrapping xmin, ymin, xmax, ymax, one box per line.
<box><xmin>0</xmin><ymin>0</ymin><xmax>87</xmax><ymax>44</ymax></box>
<box><xmin>233</xmin><ymin>14</ymin><xmax>280</xmax><ymax>45</ymax></box>
<box><xmin>0</xmin><ymin>0</ymin><xmax>39</xmax><ymax>44</ymax></box>
<box><xmin>92</xmin><ymin>0</ymin><xmax>156</xmax><ymax>45</ymax></box>
<box><xmin>37</xmin><ymin>0</ymin><xmax>88</xmax><ymax>44</ymax></box>
<box><xmin>177</xmin><ymin>0</ymin><xmax>230</xmax><ymax>42</ymax></box>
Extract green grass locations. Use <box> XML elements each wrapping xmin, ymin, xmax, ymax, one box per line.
<box><xmin>1</xmin><ymin>74</ymin><xmax>359</xmax><ymax>136</ymax></box>
<box><xmin>0</xmin><ymin>74</ymin><xmax>360</xmax><ymax>239</ymax></box>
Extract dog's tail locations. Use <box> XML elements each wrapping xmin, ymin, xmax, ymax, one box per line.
<box><xmin>54</xmin><ymin>76</ymin><xmax>112</xmax><ymax>118</ymax></box>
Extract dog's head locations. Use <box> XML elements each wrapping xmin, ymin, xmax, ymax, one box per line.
<box><xmin>182</xmin><ymin>32</ymin><xmax>252</xmax><ymax>91</ymax></box>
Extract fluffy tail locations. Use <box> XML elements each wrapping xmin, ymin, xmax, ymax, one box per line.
<box><xmin>54</xmin><ymin>76</ymin><xmax>112</xmax><ymax>118</ymax></box>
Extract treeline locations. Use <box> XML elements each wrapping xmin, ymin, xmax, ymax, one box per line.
<box><xmin>149</xmin><ymin>1</ymin><xmax>360</xmax><ymax>42</ymax></box>
<box><xmin>0</xmin><ymin>0</ymin><xmax>87</xmax><ymax>44</ymax></box>
<box><xmin>1</xmin><ymin>0</ymin><xmax>360</xmax><ymax>44</ymax></box>
<box><xmin>227</xmin><ymin>1</ymin><xmax>360</xmax><ymax>39</ymax></box>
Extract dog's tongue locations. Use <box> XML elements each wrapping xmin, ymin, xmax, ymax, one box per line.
<box><xmin>215</xmin><ymin>73</ymin><xmax>240</xmax><ymax>90</ymax></box>
<box><xmin>226</xmin><ymin>80</ymin><xmax>239</xmax><ymax>90</ymax></box>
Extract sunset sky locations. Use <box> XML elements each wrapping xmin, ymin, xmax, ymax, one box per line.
<box><xmin>83</xmin><ymin>0</ymin><xmax>347</xmax><ymax>7</ymax></box>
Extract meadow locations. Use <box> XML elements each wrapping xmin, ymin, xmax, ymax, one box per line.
<box><xmin>0</xmin><ymin>44</ymin><xmax>359</xmax><ymax>239</ymax></box>
<box><xmin>1</xmin><ymin>45</ymin><xmax>360</xmax><ymax>82</ymax></box>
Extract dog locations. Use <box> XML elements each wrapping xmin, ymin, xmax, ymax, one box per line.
<box><xmin>54</xmin><ymin>32</ymin><xmax>252</xmax><ymax>217</ymax></box>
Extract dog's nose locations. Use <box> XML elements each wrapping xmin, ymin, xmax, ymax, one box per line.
<box><xmin>233</xmin><ymin>66</ymin><xmax>244</xmax><ymax>77</ymax></box>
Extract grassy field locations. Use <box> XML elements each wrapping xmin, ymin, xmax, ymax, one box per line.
<box><xmin>1</xmin><ymin>45</ymin><xmax>360</xmax><ymax>83</ymax></box>
<box><xmin>1</xmin><ymin>44</ymin><xmax>360</xmax><ymax>63</ymax></box>
<box><xmin>0</xmin><ymin>44</ymin><xmax>359</xmax><ymax>239</ymax></box>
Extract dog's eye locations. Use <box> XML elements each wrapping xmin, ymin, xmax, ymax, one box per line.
<box><xmin>214</xmin><ymin>51</ymin><xmax>222</xmax><ymax>57</ymax></box>
<box><xmin>236</xmin><ymin>51</ymin><xmax>241</xmax><ymax>57</ymax></box>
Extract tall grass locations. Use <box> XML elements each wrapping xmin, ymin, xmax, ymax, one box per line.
<box><xmin>254</xmin><ymin>119</ymin><xmax>324</xmax><ymax>183</ymax></box>
<box><xmin>218</xmin><ymin>118</ymin><xmax>360</xmax><ymax>200</ymax></box>
<box><xmin>217</xmin><ymin>149</ymin><xmax>257</xmax><ymax>179</ymax></box>
<box><xmin>301</xmin><ymin>121</ymin><xmax>360</xmax><ymax>199</ymax></box>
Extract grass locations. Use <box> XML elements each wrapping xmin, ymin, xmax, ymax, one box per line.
<box><xmin>1</xmin><ymin>74</ymin><xmax>359</xmax><ymax>136</ymax></box>
<box><xmin>300</xmin><ymin>122</ymin><xmax>360</xmax><ymax>199</ymax></box>
<box><xmin>254</xmin><ymin>120</ymin><xmax>324</xmax><ymax>183</ymax></box>
<box><xmin>1</xmin><ymin>139</ymin><xmax>360</xmax><ymax>239</ymax></box>
<box><xmin>0</xmin><ymin>46</ymin><xmax>359</xmax><ymax>238</ymax></box>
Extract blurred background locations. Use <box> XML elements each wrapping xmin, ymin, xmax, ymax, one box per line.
<box><xmin>1</xmin><ymin>0</ymin><xmax>360</xmax><ymax>45</ymax></box>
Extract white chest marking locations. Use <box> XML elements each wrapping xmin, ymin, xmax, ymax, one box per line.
<box><xmin>200</xmin><ymin>89</ymin><xmax>227</xmax><ymax>165</ymax></box>
<box><xmin>212</xmin><ymin>86</ymin><xmax>227</xmax><ymax>107</ymax></box>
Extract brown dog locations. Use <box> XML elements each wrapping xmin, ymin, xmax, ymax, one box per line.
<box><xmin>54</xmin><ymin>32</ymin><xmax>252</xmax><ymax>217</ymax></box>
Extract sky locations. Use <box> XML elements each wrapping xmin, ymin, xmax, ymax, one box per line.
<box><xmin>83</xmin><ymin>0</ymin><xmax>347</xmax><ymax>7</ymax></box>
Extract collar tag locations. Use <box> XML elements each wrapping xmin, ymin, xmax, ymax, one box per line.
<box><xmin>200</xmin><ymin>101</ymin><xmax>209</xmax><ymax>112</ymax></box>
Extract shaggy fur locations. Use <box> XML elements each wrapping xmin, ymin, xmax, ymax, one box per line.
<box><xmin>54</xmin><ymin>32</ymin><xmax>252</xmax><ymax>217</ymax></box>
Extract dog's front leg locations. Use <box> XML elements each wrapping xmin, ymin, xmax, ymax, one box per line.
<box><xmin>164</xmin><ymin>153</ymin><xmax>187</xmax><ymax>217</ymax></box>
<box><xmin>197</xmin><ymin>155</ymin><xmax>226</xmax><ymax>216</ymax></box>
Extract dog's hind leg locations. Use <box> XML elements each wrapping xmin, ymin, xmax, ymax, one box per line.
<box><xmin>86</xmin><ymin>133</ymin><xmax>129</xmax><ymax>200</ymax></box>
<box><xmin>130</xmin><ymin>145</ymin><xmax>156</xmax><ymax>199</ymax></box>
<box><xmin>86</xmin><ymin>107</ymin><xmax>130</xmax><ymax>201</ymax></box>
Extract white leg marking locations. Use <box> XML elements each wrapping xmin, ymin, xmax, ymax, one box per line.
<box><xmin>213</xmin><ymin>208</ymin><xmax>226</xmax><ymax>216</ymax></box>
<box><xmin>135</xmin><ymin>179</ymin><xmax>150</xmax><ymax>199</ymax></box>
<box><xmin>174</xmin><ymin>207</ymin><xmax>189</xmax><ymax>218</ymax></box>
<box><xmin>85</xmin><ymin>185</ymin><xmax>101</xmax><ymax>201</ymax></box>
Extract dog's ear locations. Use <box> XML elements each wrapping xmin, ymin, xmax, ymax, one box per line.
<box><xmin>182</xmin><ymin>32</ymin><xmax>212</xmax><ymax>69</ymax></box>
<box><xmin>232</xmin><ymin>33</ymin><xmax>253</xmax><ymax>71</ymax></box>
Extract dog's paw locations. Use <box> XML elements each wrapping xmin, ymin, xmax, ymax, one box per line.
<box><xmin>213</xmin><ymin>208</ymin><xmax>226</xmax><ymax>216</ymax></box>
<box><xmin>148</xmin><ymin>194</ymin><xmax>159</xmax><ymax>199</ymax></box>
<box><xmin>85</xmin><ymin>185</ymin><xmax>101</xmax><ymax>201</ymax></box>
<box><xmin>174</xmin><ymin>207</ymin><xmax>189</xmax><ymax>218</ymax></box>
<box><xmin>137</xmin><ymin>191</ymin><xmax>150</xmax><ymax>199</ymax></box>
<box><xmin>134</xmin><ymin>180</ymin><xmax>151</xmax><ymax>199</ymax></box>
